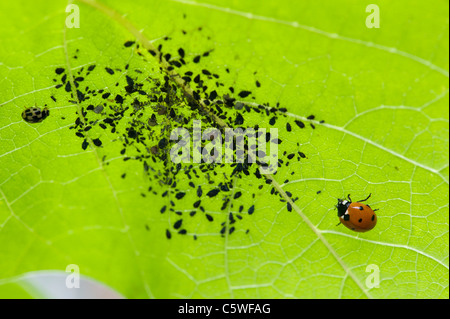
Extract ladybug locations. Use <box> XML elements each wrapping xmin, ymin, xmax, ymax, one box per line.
<box><xmin>336</xmin><ymin>193</ymin><xmax>378</xmax><ymax>232</ymax></box>
<box><xmin>22</xmin><ymin>106</ymin><xmax>49</xmax><ymax>123</ymax></box>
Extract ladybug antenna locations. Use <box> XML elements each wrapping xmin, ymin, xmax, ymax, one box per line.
<box><xmin>358</xmin><ymin>193</ymin><xmax>372</xmax><ymax>203</ymax></box>
<box><xmin>347</xmin><ymin>194</ymin><xmax>352</xmax><ymax>202</ymax></box>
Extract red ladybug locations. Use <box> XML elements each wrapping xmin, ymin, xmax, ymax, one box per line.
<box><xmin>336</xmin><ymin>193</ymin><xmax>378</xmax><ymax>232</ymax></box>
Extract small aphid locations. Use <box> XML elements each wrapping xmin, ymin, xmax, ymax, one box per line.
<box><xmin>150</xmin><ymin>146</ymin><xmax>159</xmax><ymax>155</ymax></box>
<box><xmin>295</xmin><ymin>120</ymin><xmax>305</xmax><ymax>128</ymax></box>
<box><xmin>22</xmin><ymin>106</ymin><xmax>50</xmax><ymax>123</ymax></box>
<box><xmin>92</xmin><ymin>138</ymin><xmax>102</xmax><ymax>147</ymax></box>
<box><xmin>157</xmin><ymin>106</ymin><xmax>167</xmax><ymax>115</ymax></box>
<box><xmin>238</xmin><ymin>90</ymin><xmax>251</xmax><ymax>98</ymax></box>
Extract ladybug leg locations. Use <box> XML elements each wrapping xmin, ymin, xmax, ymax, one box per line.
<box><xmin>347</xmin><ymin>194</ymin><xmax>352</xmax><ymax>202</ymax></box>
<box><xmin>358</xmin><ymin>193</ymin><xmax>372</xmax><ymax>203</ymax></box>
<box><xmin>373</xmin><ymin>208</ymin><xmax>379</xmax><ymax>212</ymax></box>
<box><xmin>336</xmin><ymin>221</ymin><xmax>341</xmax><ymax>226</ymax></box>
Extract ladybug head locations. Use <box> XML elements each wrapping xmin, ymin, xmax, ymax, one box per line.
<box><xmin>336</xmin><ymin>198</ymin><xmax>350</xmax><ymax>217</ymax></box>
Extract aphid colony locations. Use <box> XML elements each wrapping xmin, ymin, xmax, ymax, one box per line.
<box><xmin>50</xmin><ymin>28</ymin><xmax>324</xmax><ymax>240</ymax></box>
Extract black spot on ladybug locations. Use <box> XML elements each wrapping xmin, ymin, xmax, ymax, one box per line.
<box><xmin>372</xmin><ymin>215</ymin><xmax>375</xmax><ymax>221</ymax></box>
<box><xmin>358</xmin><ymin>218</ymin><xmax>363</xmax><ymax>223</ymax></box>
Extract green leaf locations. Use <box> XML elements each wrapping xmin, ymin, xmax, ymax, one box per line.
<box><xmin>0</xmin><ymin>0</ymin><xmax>448</xmax><ymax>299</ymax></box>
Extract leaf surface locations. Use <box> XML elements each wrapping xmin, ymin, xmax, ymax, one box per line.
<box><xmin>0</xmin><ymin>0</ymin><xmax>448</xmax><ymax>298</ymax></box>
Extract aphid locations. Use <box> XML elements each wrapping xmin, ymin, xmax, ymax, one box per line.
<box><xmin>336</xmin><ymin>194</ymin><xmax>378</xmax><ymax>232</ymax></box>
<box><xmin>22</xmin><ymin>106</ymin><xmax>50</xmax><ymax>123</ymax></box>
<box><xmin>238</xmin><ymin>90</ymin><xmax>251</xmax><ymax>98</ymax></box>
